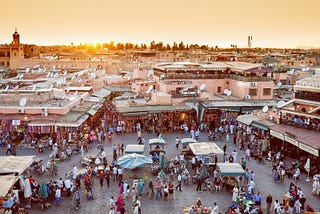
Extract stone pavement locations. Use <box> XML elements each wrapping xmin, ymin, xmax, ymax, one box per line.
<box><xmin>1</xmin><ymin>131</ymin><xmax>319</xmax><ymax>214</ymax></box>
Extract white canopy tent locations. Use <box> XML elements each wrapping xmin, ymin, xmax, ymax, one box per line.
<box><xmin>189</xmin><ymin>142</ymin><xmax>224</xmax><ymax>156</ymax></box>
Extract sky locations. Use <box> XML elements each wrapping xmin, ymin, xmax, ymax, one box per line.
<box><xmin>1</xmin><ymin>0</ymin><xmax>320</xmax><ymax>48</ymax></box>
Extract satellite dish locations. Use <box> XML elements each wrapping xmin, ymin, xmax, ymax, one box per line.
<box><xmin>262</xmin><ymin>105</ymin><xmax>269</xmax><ymax>113</ymax></box>
<box><xmin>33</xmin><ymin>64</ymin><xmax>40</xmax><ymax>69</ymax></box>
<box><xmin>74</xmin><ymin>91</ymin><xmax>78</xmax><ymax>96</ymax></box>
<box><xmin>227</xmin><ymin>90</ymin><xmax>232</xmax><ymax>96</ymax></box>
<box><xmin>277</xmin><ymin>82</ymin><xmax>282</xmax><ymax>87</ymax></box>
<box><xmin>47</xmin><ymin>72</ymin><xmax>51</xmax><ymax>78</ymax></box>
<box><xmin>146</xmin><ymin>85</ymin><xmax>153</xmax><ymax>94</ymax></box>
<box><xmin>14</xmin><ymin>85</ymin><xmax>19</xmax><ymax>90</ymax></box>
<box><xmin>223</xmin><ymin>89</ymin><xmax>229</xmax><ymax>95</ymax></box>
<box><xmin>32</xmin><ymin>85</ymin><xmax>36</xmax><ymax>91</ymax></box>
<box><xmin>19</xmin><ymin>97</ymin><xmax>27</xmax><ymax>107</ymax></box>
<box><xmin>199</xmin><ymin>84</ymin><xmax>206</xmax><ymax>91</ymax></box>
<box><xmin>4</xmin><ymin>85</ymin><xmax>9</xmax><ymax>91</ymax></box>
<box><xmin>277</xmin><ymin>101</ymin><xmax>286</xmax><ymax>108</ymax></box>
<box><xmin>26</xmin><ymin>68</ymin><xmax>30</xmax><ymax>73</ymax></box>
<box><xmin>54</xmin><ymin>73</ymin><xmax>59</xmax><ymax>78</ymax></box>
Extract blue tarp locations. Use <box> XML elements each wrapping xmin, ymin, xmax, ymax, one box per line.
<box><xmin>117</xmin><ymin>154</ymin><xmax>152</xmax><ymax>169</ymax></box>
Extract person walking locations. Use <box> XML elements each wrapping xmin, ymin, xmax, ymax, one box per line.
<box><xmin>168</xmin><ymin>181</ymin><xmax>174</xmax><ymax>200</ymax></box>
<box><xmin>99</xmin><ymin>170</ymin><xmax>105</xmax><ymax>188</ymax></box>
<box><xmin>55</xmin><ymin>188</ymin><xmax>61</xmax><ymax>206</ymax></box>
<box><xmin>6</xmin><ymin>141</ymin><xmax>12</xmax><ymax>155</ymax></box>
<box><xmin>176</xmin><ymin>173</ymin><xmax>182</xmax><ymax>191</ymax></box>
<box><xmin>266</xmin><ymin>194</ymin><xmax>273</xmax><ymax>214</ymax></box>
<box><xmin>148</xmin><ymin>179</ymin><xmax>154</xmax><ymax>199</ymax></box>
<box><xmin>232</xmin><ymin>185</ymin><xmax>239</xmax><ymax>202</ymax></box>
<box><xmin>196</xmin><ymin>176</ymin><xmax>202</xmax><ymax>191</ymax></box>
<box><xmin>155</xmin><ymin>180</ymin><xmax>162</xmax><ymax>200</ymax></box>
<box><xmin>175</xmin><ymin>137</ymin><xmax>180</xmax><ymax>150</ymax></box>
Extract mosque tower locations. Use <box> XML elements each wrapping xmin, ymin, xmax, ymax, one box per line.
<box><xmin>10</xmin><ymin>28</ymin><xmax>24</xmax><ymax>69</ymax></box>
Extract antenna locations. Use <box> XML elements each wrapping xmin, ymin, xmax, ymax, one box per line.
<box><xmin>19</xmin><ymin>97</ymin><xmax>27</xmax><ymax>107</ymax></box>
<box><xmin>223</xmin><ymin>89</ymin><xmax>229</xmax><ymax>95</ymax></box>
<box><xmin>262</xmin><ymin>105</ymin><xmax>269</xmax><ymax>113</ymax></box>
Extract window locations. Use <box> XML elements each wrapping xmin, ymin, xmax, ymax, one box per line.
<box><xmin>249</xmin><ymin>89</ymin><xmax>257</xmax><ymax>96</ymax></box>
<box><xmin>263</xmin><ymin>88</ymin><xmax>271</xmax><ymax>96</ymax></box>
<box><xmin>217</xmin><ymin>87</ymin><xmax>221</xmax><ymax>93</ymax></box>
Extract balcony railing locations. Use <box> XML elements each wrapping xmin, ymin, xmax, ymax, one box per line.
<box><xmin>281</xmin><ymin>118</ymin><xmax>320</xmax><ymax>131</ymax></box>
<box><xmin>228</xmin><ymin>74</ymin><xmax>272</xmax><ymax>82</ymax></box>
<box><xmin>295</xmin><ymin>92</ymin><xmax>320</xmax><ymax>103</ymax></box>
<box><xmin>154</xmin><ymin>71</ymin><xmax>272</xmax><ymax>82</ymax></box>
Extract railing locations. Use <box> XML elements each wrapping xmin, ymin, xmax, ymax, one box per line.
<box><xmin>281</xmin><ymin>118</ymin><xmax>320</xmax><ymax>131</ymax></box>
<box><xmin>295</xmin><ymin>93</ymin><xmax>320</xmax><ymax>103</ymax></box>
<box><xmin>154</xmin><ymin>71</ymin><xmax>272</xmax><ymax>82</ymax></box>
<box><xmin>228</xmin><ymin>74</ymin><xmax>272</xmax><ymax>82</ymax></box>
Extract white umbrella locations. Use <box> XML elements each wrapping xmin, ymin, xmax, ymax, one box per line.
<box><xmin>24</xmin><ymin>179</ymin><xmax>32</xmax><ymax>198</ymax></box>
<box><xmin>304</xmin><ymin>158</ymin><xmax>311</xmax><ymax>182</ymax></box>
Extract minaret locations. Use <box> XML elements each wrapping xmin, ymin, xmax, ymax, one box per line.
<box><xmin>12</xmin><ymin>28</ymin><xmax>20</xmax><ymax>45</ymax></box>
<box><xmin>10</xmin><ymin>28</ymin><xmax>24</xmax><ymax>69</ymax></box>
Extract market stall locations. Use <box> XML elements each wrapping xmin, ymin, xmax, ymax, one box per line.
<box><xmin>181</xmin><ymin>138</ymin><xmax>198</xmax><ymax>160</ymax></box>
<box><xmin>148</xmin><ymin>138</ymin><xmax>166</xmax><ymax>155</ymax></box>
<box><xmin>125</xmin><ymin>144</ymin><xmax>144</xmax><ymax>154</ymax></box>
<box><xmin>0</xmin><ymin>176</ymin><xmax>20</xmax><ymax>212</ymax></box>
<box><xmin>189</xmin><ymin>142</ymin><xmax>224</xmax><ymax>164</ymax></box>
<box><xmin>0</xmin><ymin>156</ymin><xmax>35</xmax><ymax>176</ymax></box>
<box><xmin>216</xmin><ymin>162</ymin><xmax>246</xmax><ymax>193</ymax></box>
<box><xmin>216</xmin><ymin>163</ymin><xmax>245</xmax><ymax>177</ymax></box>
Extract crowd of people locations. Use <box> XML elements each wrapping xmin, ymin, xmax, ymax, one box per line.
<box><xmin>2</xmin><ymin>104</ymin><xmax>319</xmax><ymax>214</ymax></box>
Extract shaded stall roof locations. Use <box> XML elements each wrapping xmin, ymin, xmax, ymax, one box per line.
<box><xmin>216</xmin><ymin>163</ymin><xmax>245</xmax><ymax>176</ymax></box>
<box><xmin>57</xmin><ymin>112</ymin><xmax>89</xmax><ymax>127</ymax></box>
<box><xmin>237</xmin><ymin>114</ymin><xmax>261</xmax><ymax>126</ymax></box>
<box><xmin>181</xmin><ymin>138</ymin><xmax>198</xmax><ymax>145</ymax></box>
<box><xmin>149</xmin><ymin>138</ymin><xmax>166</xmax><ymax>145</ymax></box>
<box><xmin>125</xmin><ymin>145</ymin><xmax>145</xmax><ymax>154</ymax></box>
<box><xmin>116</xmin><ymin>105</ymin><xmax>175</xmax><ymax>113</ymax></box>
<box><xmin>270</xmin><ymin>124</ymin><xmax>320</xmax><ymax>156</ymax></box>
<box><xmin>0</xmin><ymin>156</ymin><xmax>35</xmax><ymax>175</ymax></box>
<box><xmin>0</xmin><ymin>176</ymin><xmax>20</xmax><ymax>197</ymax></box>
<box><xmin>189</xmin><ymin>142</ymin><xmax>224</xmax><ymax>156</ymax></box>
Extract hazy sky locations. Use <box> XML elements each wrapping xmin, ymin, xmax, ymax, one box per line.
<box><xmin>1</xmin><ymin>0</ymin><xmax>320</xmax><ymax>48</ymax></box>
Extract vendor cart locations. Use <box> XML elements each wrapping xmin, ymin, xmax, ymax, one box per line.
<box><xmin>80</xmin><ymin>155</ymin><xmax>96</xmax><ymax>166</ymax></box>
